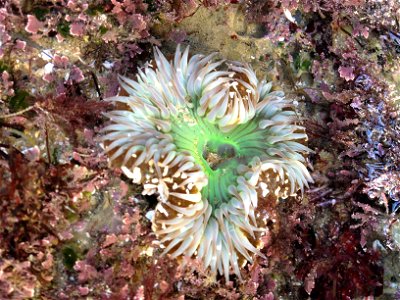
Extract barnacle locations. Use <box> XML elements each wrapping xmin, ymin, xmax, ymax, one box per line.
<box><xmin>102</xmin><ymin>46</ymin><xmax>313</xmax><ymax>281</ymax></box>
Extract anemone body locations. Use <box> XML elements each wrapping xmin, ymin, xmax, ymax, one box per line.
<box><xmin>102</xmin><ymin>46</ymin><xmax>313</xmax><ymax>281</ymax></box>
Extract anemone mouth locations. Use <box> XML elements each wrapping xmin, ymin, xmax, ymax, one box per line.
<box><xmin>101</xmin><ymin>46</ymin><xmax>313</xmax><ymax>282</ymax></box>
<box><xmin>171</xmin><ymin>113</ymin><xmax>265</xmax><ymax>209</ymax></box>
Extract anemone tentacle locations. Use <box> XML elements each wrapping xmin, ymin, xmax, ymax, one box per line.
<box><xmin>102</xmin><ymin>46</ymin><xmax>313</xmax><ymax>282</ymax></box>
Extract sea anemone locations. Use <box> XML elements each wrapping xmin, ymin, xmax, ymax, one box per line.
<box><xmin>102</xmin><ymin>46</ymin><xmax>313</xmax><ymax>281</ymax></box>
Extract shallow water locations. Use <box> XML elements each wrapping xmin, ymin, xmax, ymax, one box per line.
<box><xmin>1</xmin><ymin>2</ymin><xmax>400</xmax><ymax>299</ymax></box>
